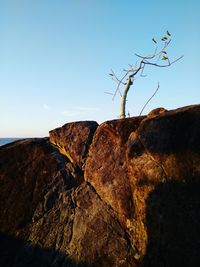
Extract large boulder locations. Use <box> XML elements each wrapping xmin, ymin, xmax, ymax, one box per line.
<box><xmin>85</xmin><ymin>117</ymin><xmax>145</xmax><ymax>223</ymax></box>
<box><xmin>127</xmin><ymin>104</ymin><xmax>200</xmax><ymax>266</ymax></box>
<box><xmin>0</xmin><ymin>137</ymin><xmax>136</xmax><ymax>267</ymax></box>
<box><xmin>85</xmin><ymin>104</ymin><xmax>200</xmax><ymax>266</ymax></box>
<box><xmin>0</xmin><ymin>138</ymin><xmax>78</xmax><ymax>235</ymax></box>
<box><xmin>49</xmin><ymin>121</ymin><xmax>98</xmax><ymax>169</ymax></box>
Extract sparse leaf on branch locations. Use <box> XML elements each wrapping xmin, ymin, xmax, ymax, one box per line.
<box><xmin>167</xmin><ymin>30</ymin><xmax>171</xmax><ymax>36</ymax></box>
<box><xmin>152</xmin><ymin>38</ymin><xmax>157</xmax><ymax>44</ymax></box>
<box><xmin>162</xmin><ymin>55</ymin><xmax>168</xmax><ymax>60</ymax></box>
<box><xmin>161</xmin><ymin>36</ymin><xmax>168</xmax><ymax>41</ymax></box>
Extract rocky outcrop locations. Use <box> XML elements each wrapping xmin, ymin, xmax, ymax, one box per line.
<box><xmin>0</xmin><ymin>135</ymin><xmax>136</xmax><ymax>266</ymax></box>
<box><xmin>84</xmin><ymin>104</ymin><xmax>200</xmax><ymax>266</ymax></box>
<box><xmin>49</xmin><ymin>121</ymin><xmax>98</xmax><ymax>169</ymax></box>
<box><xmin>1</xmin><ymin>104</ymin><xmax>200</xmax><ymax>267</ymax></box>
<box><xmin>127</xmin><ymin>104</ymin><xmax>200</xmax><ymax>266</ymax></box>
<box><xmin>84</xmin><ymin>116</ymin><xmax>145</xmax><ymax>223</ymax></box>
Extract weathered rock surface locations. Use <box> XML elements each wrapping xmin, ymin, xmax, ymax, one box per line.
<box><xmin>0</xmin><ymin>137</ymin><xmax>136</xmax><ymax>266</ymax></box>
<box><xmin>1</xmin><ymin>104</ymin><xmax>200</xmax><ymax>267</ymax></box>
<box><xmin>85</xmin><ymin>104</ymin><xmax>200</xmax><ymax>266</ymax></box>
<box><xmin>127</xmin><ymin>104</ymin><xmax>200</xmax><ymax>266</ymax></box>
<box><xmin>49</xmin><ymin>121</ymin><xmax>98</xmax><ymax>169</ymax></box>
<box><xmin>85</xmin><ymin>117</ymin><xmax>145</xmax><ymax>223</ymax></box>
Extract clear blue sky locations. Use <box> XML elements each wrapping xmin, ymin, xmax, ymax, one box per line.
<box><xmin>1</xmin><ymin>0</ymin><xmax>200</xmax><ymax>137</ymax></box>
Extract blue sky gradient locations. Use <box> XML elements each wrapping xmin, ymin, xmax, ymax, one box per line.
<box><xmin>1</xmin><ymin>0</ymin><xmax>200</xmax><ymax>137</ymax></box>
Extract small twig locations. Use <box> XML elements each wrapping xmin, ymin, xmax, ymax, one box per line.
<box><xmin>104</xmin><ymin>92</ymin><xmax>114</xmax><ymax>96</ymax></box>
<box><xmin>143</xmin><ymin>55</ymin><xmax>183</xmax><ymax>68</ymax></box>
<box><xmin>112</xmin><ymin>70</ymin><xmax>130</xmax><ymax>100</ymax></box>
<box><xmin>139</xmin><ymin>83</ymin><xmax>160</xmax><ymax>116</ymax></box>
<box><xmin>140</xmin><ymin>65</ymin><xmax>146</xmax><ymax>77</ymax></box>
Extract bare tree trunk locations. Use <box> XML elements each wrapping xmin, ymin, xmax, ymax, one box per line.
<box><xmin>120</xmin><ymin>77</ymin><xmax>132</xmax><ymax>118</ymax></box>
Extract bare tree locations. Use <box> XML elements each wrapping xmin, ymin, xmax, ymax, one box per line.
<box><xmin>107</xmin><ymin>31</ymin><xmax>183</xmax><ymax>118</ymax></box>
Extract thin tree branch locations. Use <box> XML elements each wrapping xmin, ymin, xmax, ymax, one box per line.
<box><xmin>104</xmin><ymin>92</ymin><xmax>114</xmax><ymax>96</ymax></box>
<box><xmin>139</xmin><ymin>83</ymin><xmax>160</xmax><ymax>116</ymax></box>
<box><xmin>143</xmin><ymin>55</ymin><xmax>183</xmax><ymax>67</ymax></box>
<box><xmin>135</xmin><ymin>39</ymin><xmax>172</xmax><ymax>60</ymax></box>
<box><xmin>112</xmin><ymin>70</ymin><xmax>130</xmax><ymax>100</ymax></box>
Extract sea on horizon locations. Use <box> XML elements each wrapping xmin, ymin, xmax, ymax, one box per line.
<box><xmin>0</xmin><ymin>138</ymin><xmax>22</xmax><ymax>147</ymax></box>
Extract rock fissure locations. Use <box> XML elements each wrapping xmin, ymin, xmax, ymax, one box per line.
<box><xmin>85</xmin><ymin>181</ymin><xmax>120</xmax><ymax>217</ymax></box>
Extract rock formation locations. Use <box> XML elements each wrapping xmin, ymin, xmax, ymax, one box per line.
<box><xmin>49</xmin><ymin>121</ymin><xmax>98</xmax><ymax>169</ymax></box>
<box><xmin>1</xmin><ymin>105</ymin><xmax>200</xmax><ymax>266</ymax></box>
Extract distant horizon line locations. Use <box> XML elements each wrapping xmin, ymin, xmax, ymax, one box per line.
<box><xmin>0</xmin><ymin>136</ymin><xmax>48</xmax><ymax>139</ymax></box>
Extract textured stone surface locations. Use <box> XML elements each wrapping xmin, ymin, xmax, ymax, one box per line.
<box><xmin>85</xmin><ymin>117</ymin><xmax>145</xmax><ymax>223</ymax></box>
<box><xmin>68</xmin><ymin>183</ymin><xmax>136</xmax><ymax>267</ymax></box>
<box><xmin>85</xmin><ymin>104</ymin><xmax>200</xmax><ymax>266</ymax></box>
<box><xmin>127</xmin><ymin>104</ymin><xmax>200</xmax><ymax>266</ymax></box>
<box><xmin>0</xmin><ymin>137</ymin><xmax>136</xmax><ymax>267</ymax></box>
<box><xmin>0</xmin><ymin>138</ymin><xmax>78</xmax><ymax>234</ymax></box>
<box><xmin>1</xmin><ymin>105</ymin><xmax>200</xmax><ymax>267</ymax></box>
<box><xmin>49</xmin><ymin>121</ymin><xmax>98</xmax><ymax>169</ymax></box>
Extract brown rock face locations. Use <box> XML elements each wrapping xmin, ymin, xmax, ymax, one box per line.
<box><xmin>0</xmin><ymin>138</ymin><xmax>78</xmax><ymax>234</ymax></box>
<box><xmin>0</xmin><ymin>137</ymin><xmax>136</xmax><ymax>266</ymax></box>
<box><xmin>85</xmin><ymin>117</ymin><xmax>145</xmax><ymax>223</ymax></box>
<box><xmin>85</xmin><ymin>104</ymin><xmax>200</xmax><ymax>266</ymax></box>
<box><xmin>68</xmin><ymin>184</ymin><xmax>136</xmax><ymax>267</ymax></box>
<box><xmin>49</xmin><ymin>121</ymin><xmax>98</xmax><ymax>169</ymax></box>
<box><xmin>1</xmin><ymin>105</ymin><xmax>200</xmax><ymax>267</ymax></box>
<box><xmin>127</xmin><ymin>104</ymin><xmax>200</xmax><ymax>266</ymax></box>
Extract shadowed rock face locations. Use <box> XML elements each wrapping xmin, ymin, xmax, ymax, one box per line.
<box><xmin>0</xmin><ymin>138</ymin><xmax>76</xmax><ymax>233</ymax></box>
<box><xmin>1</xmin><ymin>105</ymin><xmax>200</xmax><ymax>267</ymax></box>
<box><xmin>126</xmin><ymin>105</ymin><xmax>200</xmax><ymax>266</ymax></box>
<box><xmin>0</xmin><ymin>136</ymin><xmax>136</xmax><ymax>267</ymax></box>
